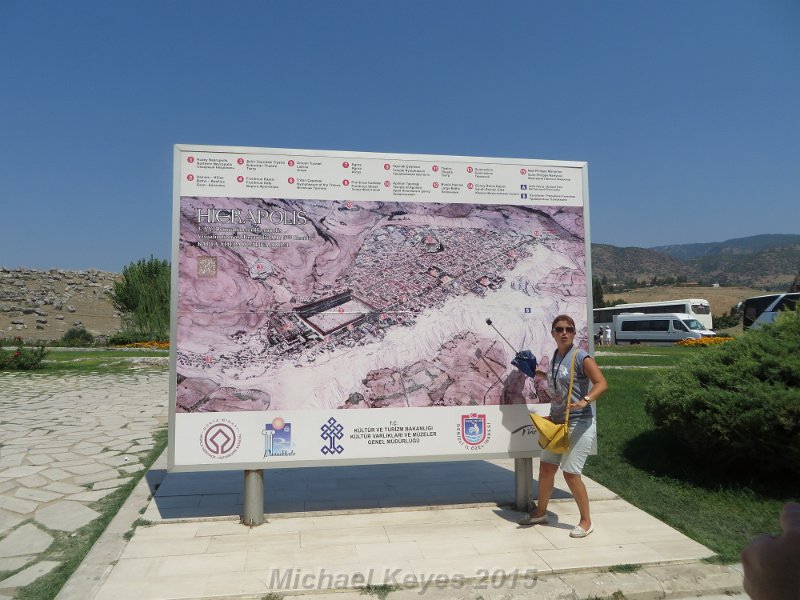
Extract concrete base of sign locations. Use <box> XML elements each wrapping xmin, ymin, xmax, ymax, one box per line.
<box><xmin>241</xmin><ymin>470</ymin><xmax>264</xmax><ymax>526</ymax></box>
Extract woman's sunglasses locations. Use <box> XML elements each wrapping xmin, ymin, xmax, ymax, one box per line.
<box><xmin>553</xmin><ymin>326</ymin><xmax>575</xmax><ymax>333</ymax></box>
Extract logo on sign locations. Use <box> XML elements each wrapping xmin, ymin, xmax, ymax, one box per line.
<box><xmin>320</xmin><ymin>417</ymin><xmax>344</xmax><ymax>455</ymax></box>
<box><xmin>200</xmin><ymin>419</ymin><xmax>241</xmax><ymax>459</ymax></box>
<box><xmin>263</xmin><ymin>418</ymin><xmax>295</xmax><ymax>457</ymax></box>
<box><xmin>457</xmin><ymin>413</ymin><xmax>491</xmax><ymax>450</ymax></box>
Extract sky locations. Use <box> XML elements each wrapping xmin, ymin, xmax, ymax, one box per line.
<box><xmin>1</xmin><ymin>1</ymin><xmax>798</xmax><ymax>272</ymax></box>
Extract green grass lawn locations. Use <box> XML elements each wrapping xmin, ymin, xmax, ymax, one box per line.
<box><xmin>589</xmin><ymin>347</ymin><xmax>797</xmax><ymax>562</ymax></box>
<box><xmin>41</xmin><ymin>348</ymin><xmax>168</xmax><ymax>373</ymax></box>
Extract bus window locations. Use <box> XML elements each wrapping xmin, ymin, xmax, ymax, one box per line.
<box><xmin>775</xmin><ymin>294</ymin><xmax>799</xmax><ymax>312</ymax></box>
<box><xmin>691</xmin><ymin>304</ymin><xmax>711</xmax><ymax>314</ymax></box>
<box><xmin>653</xmin><ymin>320</ymin><xmax>669</xmax><ymax>332</ymax></box>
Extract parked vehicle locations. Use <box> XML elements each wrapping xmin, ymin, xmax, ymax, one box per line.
<box><xmin>594</xmin><ymin>298</ymin><xmax>713</xmax><ymax>330</ymax></box>
<box><xmin>612</xmin><ymin>312</ymin><xmax>716</xmax><ymax>345</ymax></box>
<box><xmin>742</xmin><ymin>292</ymin><xmax>799</xmax><ymax>330</ymax></box>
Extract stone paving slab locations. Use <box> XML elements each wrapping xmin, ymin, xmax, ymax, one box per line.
<box><xmin>0</xmin><ymin>555</ymin><xmax>34</xmax><ymax>572</ymax></box>
<box><xmin>36</xmin><ymin>500</ymin><xmax>101</xmax><ymax>531</ymax></box>
<box><xmin>0</xmin><ymin>561</ymin><xmax>60</xmax><ymax>589</ymax></box>
<box><xmin>0</xmin><ymin>524</ymin><xmax>52</xmax><ymax>558</ymax></box>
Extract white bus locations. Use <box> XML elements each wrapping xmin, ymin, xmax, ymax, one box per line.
<box><xmin>742</xmin><ymin>292</ymin><xmax>799</xmax><ymax>330</ymax></box>
<box><xmin>593</xmin><ymin>298</ymin><xmax>713</xmax><ymax>330</ymax></box>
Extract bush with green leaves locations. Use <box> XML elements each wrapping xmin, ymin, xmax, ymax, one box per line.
<box><xmin>0</xmin><ymin>337</ymin><xmax>47</xmax><ymax>370</ymax></box>
<box><xmin>644</xmin><ymin>310</ymin><xmax>800</xmax><ymax>476</ymax></box>
<box><xmin>110</xmin><ymin>256</ymin><xmax>170</xmax><ymax>341</ymax></box>
<box><xmin>61</xmin><ymin>327</ymin><xmax>95</xmax><ymax>347</ymax></box>
<box><xmin>108</xmin><ymin>331</ymin><xmax>159</xmax><ymax>346</ymax></box>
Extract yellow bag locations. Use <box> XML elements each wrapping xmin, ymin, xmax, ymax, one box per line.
<box><xmin>529</xmin><ymin>349</ymin><xmax>577</xmax><ymax>454</ymax></box>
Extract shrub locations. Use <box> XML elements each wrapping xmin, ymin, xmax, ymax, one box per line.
<box><xmin>108</xmin><ymin>331</ymin><xmax>167</xmax><ymax>346</ymax></box>
<box><xmin>110</xmin><ymin>256</ymin><xmax>170</xmax><ymax>340</ymax></box>
<box><xmin>61</xmin><ymin>327</ymin><xmax>95</xmax><ymax>347</ymax></box>
<box><xmin>0</xmin><ymin>337</ymin><xmax>47</xmax><ymax>370</ymax></box>
<box><xmin>644</xmin><ymin>310</ymin><xmax>800</xmax><ymax>477</ymax></box>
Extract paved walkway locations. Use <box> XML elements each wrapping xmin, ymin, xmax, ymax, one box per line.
<box><xmin>0</xmin><ymin>370</ymin><xmax>167</xmax><ymax>598</ymax></box>
<box><xmin>0</xmin><ymin>370</ymin><xmax>746</xmax><ymax>600</ymax></box>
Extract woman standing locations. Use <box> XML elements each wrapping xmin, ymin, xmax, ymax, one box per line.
<box><xmin>518</xmin><ymin>314</ymin><xmax>608</xmax><ymax>538</ymax></box>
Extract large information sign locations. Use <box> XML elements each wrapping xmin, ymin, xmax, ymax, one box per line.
<box><xmin>169</xmin><ymin>145</ymin><xmax>591</xmax><ymax>471</ymax></box>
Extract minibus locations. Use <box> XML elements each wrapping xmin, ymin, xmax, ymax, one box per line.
<box><xmin>612</xmin><ymin>313</ymin><xmax>716</xmax><ymax>345</ymax></box>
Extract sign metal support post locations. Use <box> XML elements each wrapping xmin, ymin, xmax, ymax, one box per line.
<box><xmin>242</xmin><ymin>469</ymin><xmax>265</xmax><ymax>526</ymax></box>
<box><xmin>514</xmin><ymin>457</ymin><xmax>534</xmax><ymax>513</ymax></box>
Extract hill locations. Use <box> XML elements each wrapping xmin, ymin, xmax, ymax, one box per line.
<box><xmin>592</xmin><ymin>234</ymin><xmax>800</xmax><ymax>289</ymax></box>
<box><xmin>650</xmin><ymin>234</ymin><xmax>800</xmax><ymax>261</ymax></box>
<box><xmin>591</xmin><ymin>244</ymin><xmax>696</xmax><ymax>283</ymax></box>
<box><xmin>1</xmin><ymin>268</ymin><xmax>121</xmax><ymax>342</ymax></box>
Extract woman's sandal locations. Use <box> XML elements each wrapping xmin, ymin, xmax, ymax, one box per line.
<box><xmin>517</xmin><ymin>513</ymin><xmax>549</xmax><ymax>527</ymax></box>
<box><xmin>569</xmin><ymin>524</ymin><xmax>594</xmax><ymax>538</ymax></box>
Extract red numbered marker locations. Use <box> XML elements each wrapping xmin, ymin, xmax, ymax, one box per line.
<box><xmin>187</xmin><ymin>156</ymin><xmax>194</xmax><ymax>163</ymax></box>
<box><xmin>432</xmin><ymin>165</ymin><xmax>439</xmax><ymax>172</ymax></box>
<box><xmin>342</xmin><ymin>161</ymin><xmax>350</xmax><ymax>168</ymax></box>
<box><xmin>467</xmin><ymin>182</ymin><xmax>473</xmax><ymax>190</ymax></box>
<box><xmin>432</xmin><ymin>182</ymin><xmax>439</xmax><ymax>189</ymax></box>
<box><xmin>383</xmin><ymin>180</ymin><xmax>390</xmax><ymax>187</ymax></box>
<box><xmin>520</xmin><ymin>168</ymin><xmax>527</xmax><ymax>175</ymax></box>
<box><xmin>237</xmin><ymin>176</ymin><xmax>244</xmax><ymax>183</ymax></box>
<box><xmin>237</xmin><ymin>158</ymin><xmax>244</xmax><ymax>165</ymax></box>
<box><xmin>187</xmin><ymin>174</ymin><xmax>194</xmax><ymax>181</ymax></box>
<box><xmin>466</xmin><ymin>166</ymin><xmax>473</xmax><ymax>173</ymax></box>
<box><xmin>342</xmin><ymin>179</ymin><xmax>350</xmax><ymax>186</ymax></box>
<box><xmin>288</xmin><ymin>177</ymin><xmax>295</xmax><ymax>184</ymax></box>
<box><xmin>288</xmin><ymin>160</ymin><xmax>295</xmax><ymax>167</ymax></box>
<box><xmin>384</xmin><ymin>163</ymin><xmax>391</xmax><ymax>170</ymax></box>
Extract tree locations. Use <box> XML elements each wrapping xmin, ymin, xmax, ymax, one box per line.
<box><xmin>110</xmin><ymin>256</ymin><xmax>170</xmax><ymax>340</ymax></box>
<box><xmin>592</xmin><ymin>276</ymin><xmax>605</xmax><ymax>308</ymax></box>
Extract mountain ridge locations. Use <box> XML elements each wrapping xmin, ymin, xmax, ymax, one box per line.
<box><xmin>592</xmin><ymin>234</ymin><xmax>800</xmax><ymax>290</ymax></box>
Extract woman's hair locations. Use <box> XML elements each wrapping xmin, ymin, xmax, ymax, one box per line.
<box><xmin>551</xmin><ymin>314</ymin><xmax>576</xmax><ymax>331</ymax></box>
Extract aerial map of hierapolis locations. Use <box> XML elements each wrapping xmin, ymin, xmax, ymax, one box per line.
<box><xmin>176</xmin><ymin>197</ymin><xmax>587</xmax><ymax>413</ymax></box>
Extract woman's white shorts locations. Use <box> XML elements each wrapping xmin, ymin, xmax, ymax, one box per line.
<box><xmin>540</xmin><ymin>418</ymin><xmax>596</xmax><ymax>475</ymax></box>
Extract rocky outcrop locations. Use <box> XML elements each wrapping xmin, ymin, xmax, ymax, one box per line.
<box><xmin>0</xmin><ymin>267</ymin><xmax>121</xmax><ymax>341</ymax></box>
